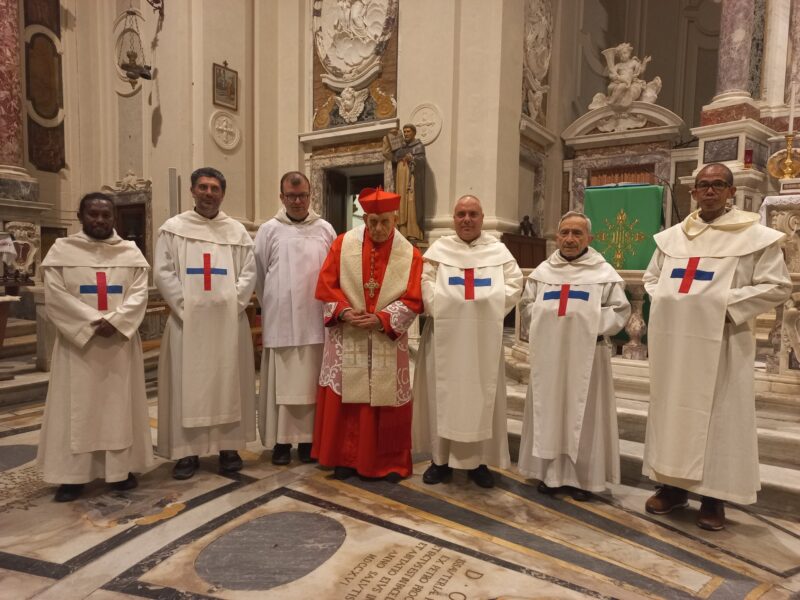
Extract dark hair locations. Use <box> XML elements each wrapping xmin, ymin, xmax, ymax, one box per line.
<box><xmin>697</xmin><ymin>162</ymin><xmax>734</xmax><ymax>186</ymax></box>
<box><xmin>78</xmin><ymin>192</ymin><xmax>115</xmax><ymax>214</ymax></box>
<box><xmin>191</xmin><ymin>167</ymin><xmax>226</xmax><ymax>192</ymax></box>
<box><xmin>279</xmin><ymin>171</ymin><xmax>310</xmax><ymax>194</ymax></box>
<box><xmin>402</xmin><ymin>123</ymin><xmax>417</xmax><ymax>135</ymax></box>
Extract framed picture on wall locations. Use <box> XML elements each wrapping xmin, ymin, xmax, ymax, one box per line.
<box><xmin>212</xmin><ymin>62</ymin><xmax>238</xmax><ymax>111</ymax></box>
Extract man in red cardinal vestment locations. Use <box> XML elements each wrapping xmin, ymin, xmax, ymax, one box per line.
<box><xmin>312</xmin><ymin>187</ymin><xmax>423</xmax><ymax>480</ymax></box>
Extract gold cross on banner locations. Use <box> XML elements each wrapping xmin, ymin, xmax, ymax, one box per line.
<box><xmin>364</xmin><ymin>277</ymin><xmax>381</xmax><ymax>298</ymax></box>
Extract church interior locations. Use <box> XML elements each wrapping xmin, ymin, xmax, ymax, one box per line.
<box><xmin>2</xmin><ymin>0</ymin><xmax>800</xmax><ymax>598</ymax></box>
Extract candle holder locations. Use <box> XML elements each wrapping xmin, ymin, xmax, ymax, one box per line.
<box><xmin>767</xmin><ymin>133</ymin><xmax>800</xmax><ymax>194</ymax></box>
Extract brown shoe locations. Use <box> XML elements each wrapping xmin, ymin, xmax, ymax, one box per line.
<box><xmin>645</xmin><ymin>484</ymin><xmax>688</xmax><ymax>515</ymax></box>
<box><xmin>697</xmin><ymin>497</ymin><xmax>725</xmax><ymax>531</ymax></box>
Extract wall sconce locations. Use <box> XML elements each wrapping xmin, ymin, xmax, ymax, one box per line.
<box><xmin>118</xmin><ymin>8</ymin><xmax>152</xmax><ymax>83</ymax></box>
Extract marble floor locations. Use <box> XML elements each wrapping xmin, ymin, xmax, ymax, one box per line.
<box><xmin>2</xmin><ymin>400</ymin><xmax>800</xmax><ymax>599</ymax></box>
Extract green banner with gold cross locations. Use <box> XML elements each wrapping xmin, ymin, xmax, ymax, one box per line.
<box><xmin>584</xmin><ymin>184</ymin><xmax>663</xmax><ymax>270</ymax></box>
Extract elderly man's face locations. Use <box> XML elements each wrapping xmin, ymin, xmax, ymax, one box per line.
<box><xmin>366</xmin><ymin>211</ymin><xmax>396</xmax><ymax>243</ymax></box>
<box><xmin>556</xmin><ymin>216</ymin><xmax>592</xmax><ymax>258</ymax></box>
<box><xmin>191</xmin><ymin>176</ymin><xmax>225</xmax><ymax>219</ymax></box>
<box><xmin>402</xmin><ymin>127</ymin><xmax>415</xmax><ymax>142</ymax></box>
<box><xmin>453</xmin><ymin>196</ymin><xmax>484</xmax><ymax>243</ymax></box>
<box><xmin>692</xmin><ymin>164</ymin><xmax>735</xmax><ymax>221</ymax></box>
<box><xmin>79</xmin><ymin>199</ymin><xmax>115</xmax><ymax>240</ymax></box>
<box><xmin>281</xmin><ymin>178</ymin><xmax>311</xmax><ymax>221</ymax></box>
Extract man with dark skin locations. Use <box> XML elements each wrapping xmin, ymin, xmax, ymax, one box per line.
<box><xmin>38</xmin><ymin>193</ymin><xmax>152</xmax><ymax>501</ymax></box>
<box><xmin>643</xmin><ymin>163</ymin><xmax>791</xmax><ymax>530</ymax></box>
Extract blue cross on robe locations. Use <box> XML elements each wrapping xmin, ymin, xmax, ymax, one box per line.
<box><xmin>448</xmin><ymin>268</ymin><xmax>491</xmax><ymax>300</ymax></box>
<box><xmin>543</xmin><ymin>284</ymin><xmax>589</xmax><ymax>316</ymax></box>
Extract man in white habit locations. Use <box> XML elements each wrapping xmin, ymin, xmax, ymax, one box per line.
<box><xmin>38</xmin><ymin>192</ymin><xmax>152</xmax><ymax>502</ymax></box>
<box><xmin>643</xmin><ymin>162</ymin><xmax>791</xmax><ymax>530</ymax></box>
<box><xmin>413</xmin><ymin>195</ymin><xmax>523</xmax><ymax>488</ymax></box>
<box><xmin>518</xmin><ymin>212</ymin><xmax>630</xmax><ymax>501</ymax></box>
<box><xmin>255</xmin><ymin>171</ymin><xmax>335</xmax><ymax>465</ymax></box>
<box><xmin>155</xmin><ymin>167</ymin><xmax>257</xmax><ymax>480</ymax></box>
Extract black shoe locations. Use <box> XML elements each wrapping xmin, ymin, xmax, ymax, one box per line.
<box><xmin>537</xmin><ymin>481</ymin><xmax>558</xmax><ymax>495</ymax></box>
<box><xmin>467</xmin><ymin>465</ymin><xmax>495</xmax><ymax>488</ymax></box>
<box><xmin>54</xmin><ymin>484</ymin><xmax>84</xmax><ymax>502</ymax></box>
<box><xmin>219</xmin><ymin>450</ymin><xmax>243</xmax><ymax>473</ymax></box>
<box><xmin>333</xmin><ymin>466</ymin><xmax>357</xmax><ymax>480</ymax></box>
<box><xmin>384</xmin><ymin>472</ymin><xmax>404</xmax><ymax>484</ymax></box>
<box><xmin>271</xmin><ymin>444</ymin><xmax>291</xmax><ymax>466</ymax></box>
<box><xmin>297</xmin><ymin>443</ymin><xmax>315</xmax><ymax>463</ymax></box>
<box><xmin>172</xmin><ymin>455</ymin><xmax>199</xmax><ymax>480</ymax></box>
<box><xmin>422</xmin><ymin>462</ymin><xmax>453</xmax><ymax>485</ymax></box>
<box><xmin>111</xmin><ymin>473</ymin><xmax>138</xmax><ymax>491</ymax></box>
<box><xmin>567</xmin><ymin>486</ymin><xmax>591</xmax><ymax>502</ymax></box>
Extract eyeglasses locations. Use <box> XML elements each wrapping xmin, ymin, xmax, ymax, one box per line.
<box><xmin>694</xmin><ymin>180</ymin><xmax>730</xmax><ymax>192</ymax></box>
<box><xmin>282</xmin><ymin>193</ymin><xmax>310</xmax><ymax>201</ymax></box>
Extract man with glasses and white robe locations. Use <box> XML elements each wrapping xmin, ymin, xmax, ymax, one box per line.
<box><xmin>642</xmin><ymin>162</ymin><xmax>791</xmax><ymax>530</ymax></box>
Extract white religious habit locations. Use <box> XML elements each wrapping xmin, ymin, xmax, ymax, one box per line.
<box><xmin>413</xmin><ymin>233</ymin><xmax>523</xmax><ymax>470</ymax></box>
<box><xmin>37</xmin><ymin>231</ymin><xmax>153</xmax><ymax>484</ymax></box>
<box><xmin>518</xmin><ymin>247</ymin><xmax>630</xmax><ymax>492</ymax></box>
<box><xmin>255</xmin><ymin>207</ymin><xmax>335</xmax><ymax>447</ymax></box>
<box><xmin>155</xmin><ymin>209</ymin><xmax>257</xmax><ymax>459</ymax></box>
<box><xmin>643</xmin><ymin>208</ymin><xmax>791</xmax><ymax>504</ymax></box>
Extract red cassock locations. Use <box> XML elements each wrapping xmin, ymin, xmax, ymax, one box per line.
<box><xmin>312</xmin><ymin>229</ymin><xmax>423</xmax><ymax>478</ymax></box>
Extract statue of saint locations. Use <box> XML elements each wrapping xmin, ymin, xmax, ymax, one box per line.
<box><xmin>383</xmin><ymin>124</ymin><xmax>426</xmax><ymax>241</ymax></box>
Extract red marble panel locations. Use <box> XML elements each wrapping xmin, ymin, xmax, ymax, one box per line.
<box><xmin>0</xmin><ymin>0</ymin><xmax>24</xmax><ymax>167</ymax></box>
<box><xmin>699</xmin><ymin>103</ymin><xmax>761</xmax><ymax>126</ymax></box>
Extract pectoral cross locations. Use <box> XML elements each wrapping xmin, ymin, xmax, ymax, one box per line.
<box><xmin>364</xmin><ymin>249</ymin><xmax>381</xmax><ymax>299</ymax></box>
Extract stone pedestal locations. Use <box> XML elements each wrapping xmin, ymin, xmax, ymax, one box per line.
<box><xmin>684</xmin><ymin>119</ymin><xmax>774</xmax><ymax>212</ymax></box>
<box><xmin>618</xmin><ymin>271</ymin><xmax>648</xmax><ymax>360</ymax></box>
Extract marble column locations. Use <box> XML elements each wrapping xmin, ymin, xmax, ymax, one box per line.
<box><xmin>713</xmin><ymin>0</ymin><xmax>756</xmax><ymax>102</ymax></box>
<box><xmin>0</xmin><ymin>0</ymin><xmax>37</xmax><ymax>201</ymax></box>
<box><xmin>790</xmin><ymin>0</ymin><xmax>800</xmax><ymax>132</ymax></box>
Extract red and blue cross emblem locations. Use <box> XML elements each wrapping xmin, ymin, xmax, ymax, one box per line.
<box><xmin>543</xmin><ymin>284</ymin><xmax>590</xmax><ymax>316</ymax></box>
<box><xmin>79</xmin><ymin>272</ymin><xmax>122</xmax><ymax>310</ymax></box>
<box><xmin>670</xmin><ymin>257</ymin><xmax>713</xmax><ymax>293</ymax></box>
<box><xmin>186</xmin><ymin>253</ymin><xmax>227</xmax><ymax>291</ymax></box>
<box><xmin>448</xmin><ymin>268</ymin><xmax>491</xmax><ymax>300</ymax></box>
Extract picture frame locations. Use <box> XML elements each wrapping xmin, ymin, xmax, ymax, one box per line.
<box><xmin>212</xmin><ymin>62</ymin><xmax>238</xmax><ymax>111</ymax></box>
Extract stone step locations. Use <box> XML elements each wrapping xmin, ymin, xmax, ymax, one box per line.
<box><xmin>0</xmin><ymin>350</ymin><xmax>160</xmax><ymax>411</ymax></box>
<box><xmin>617</xmin><ymin>439</ymin><xmax>800</xmax><ymax>517</ymax></box>
<box><xmin>0</xmin><ymin>333</ymin><xmax>36</xmax><ymax>359</ymax></box>
<box><xmin>507</xmin><ymin>421</ymin><xmax>800</xmax><ymax>517</ymax></box>
<box><xmin>616</xmin><ymin>402</ymin><xmax>800</xmax><ymax>470</ymax></box>
<box><xmin>5</xmin><ymin>318</ymin><xmax>36</xmax><ymax>338</ymax></box>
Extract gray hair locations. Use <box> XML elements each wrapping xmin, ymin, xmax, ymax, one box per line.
<box><xmin>558</xmin><ymin>211</ymin><xmax>592</xmax><ymax>234</ymax></box>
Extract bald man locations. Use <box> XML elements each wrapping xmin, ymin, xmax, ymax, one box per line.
<box><xmin>413</xmin><ymin>196</ymin><xmax>523</xmax><ymax>488</ymax></box>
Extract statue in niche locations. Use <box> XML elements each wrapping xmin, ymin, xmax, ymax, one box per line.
<box><xmin>382</xmin><ymin>124</ymin><xmax>425</xmax><ymax>241</ymax></box>
<box><xmin>589</xmin><ymin>43</ymin><xmax>661</xmax><ymax>111</ymax></box>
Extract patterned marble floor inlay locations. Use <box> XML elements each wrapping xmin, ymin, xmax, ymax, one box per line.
<box><xmin>0</xmin><ymin>407</ymin><xmax>799</xmax><ymax>599</ymax></box>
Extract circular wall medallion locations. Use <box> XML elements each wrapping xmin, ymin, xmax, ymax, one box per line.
<box><xmin>408</xmin><ymin>103</ymin><xmax>442</xmax><ymax>145</ymax></box>
<box><xmin>195</xmin><ymin>511</ymin><xmax>346</xmax><ymax>590</ymax></box>
<box><xmin>209</xmin><ymin>110</ymin><xmax>241</xmax><ymax>151</ymax></box>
